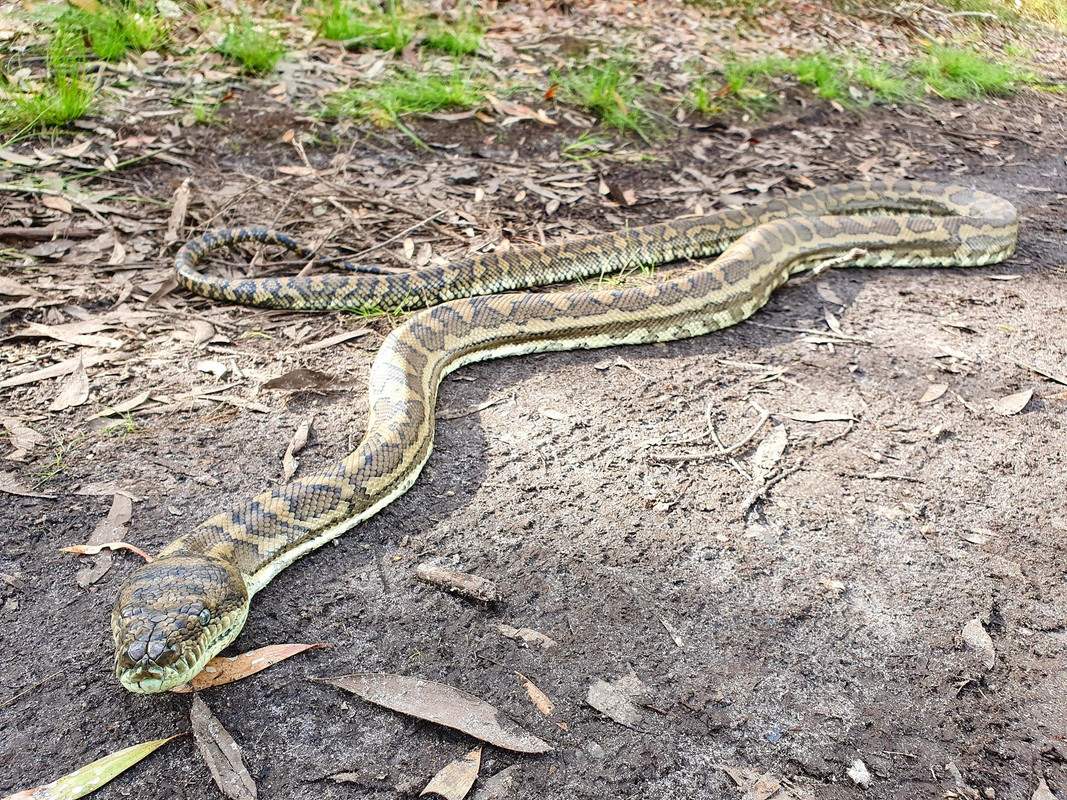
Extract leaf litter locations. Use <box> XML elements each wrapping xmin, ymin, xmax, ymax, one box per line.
<box><xmin>314</xmin><ymin>673</ymin><xmax>553</xmax><ymax>753</ymax></box>
<box><xmin>190</xmin><ymin>696</ymin><xmax>257</xmax><ymax>800</ymax></box>
<box><xmin>420</xmin><ymin>747</ymin><xmax>481</xmax><ymax>800</ymax></box>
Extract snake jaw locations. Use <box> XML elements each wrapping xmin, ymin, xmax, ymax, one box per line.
<box><xmin>112</xmin><ymin>554</ymin><xmax>250</xmax><ymax>694</ymax></box>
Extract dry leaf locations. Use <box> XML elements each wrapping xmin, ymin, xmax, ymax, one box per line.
<box><xmin>471</xmin><ymin>765</ymin><xmax>519</xmax><ymax>800</ymax></box>
<box><xmin>496</xmin><ymin>624</ymin><xmax>557</xmax><ymax>650</ymax></box>
<box><xmin>516</xmin><ymin>673</ymin><xmax>555</xmax><ymax>716</ymax></box>
<box><xmin>0</xmin><ymin>275</ymin><xmax>38</xmax><ymax>297</ymax></box>
<box><xmin>847</xmin><ymin>759</ymin><xmax>872</xmax><ymax>789</ymax></box>
<box><xmin>415</xmin><ymin>563</ymin><xmax>500</xmax><ymax>603</ymax></box>
<box><xmin>918</xmin><ymin>383</ymin><xmax>948</xmax><ymax>403</ymax></box>
<box><xmin>296</xmin><ymin>328</ymin><xmax>371</xmax><ymax>352</ymax></box>
<box><xmin>815</xmin><ymin>281</ymin><xmax>844</xmax><ymax>306</ymax></box>
<box><xmin>751</xmin><ymin>425</ymin><xmax>787</xmax><ymax>481</ymax></box>
<box><xmin>421</xmin><ymin>747</ymin><xmax>481</xmax><ymax>800</ymax></box>
<box><xmin>19</xmin><ymin>321</ymin><xmax>122</xmax><ymax>349</ymax></box>
<box><xmin>71</xmin><ymin>493</ymin><xmax>132</xmax><ymax>588</ymax></box>
<box><xmin>87</xmin><ymin>390</ymin><xmax>152</xmax><ymax>421</ymax></box>
<box><xmin>0</xmin><ymin>353</ymin><xmax>120</xmax><ymax>390</ymax></box>
<box><xmin>195</xmin><ymin>359</ymin><xmax>229</xmax><ymax>379</ymax></box>
<box><xmin>41</xmin><ymin>194</ymin><xmax>73</xmax><ymax>214</ymax></box>
<box><xmin>3</xmin><ymin>736</ymin><xmax>178</xmax><ymax>800</ymax></box>
<box><xmin>990</xmin><ymin>388</ymin><xmax>1033</xmax><ymax>416</ymax></box>
<box><xmin>61</xmin><ymin>541</ymin><xmax>152</xmax><ymax>562</ymax></box>
<box><xmin>190</xmin><ymin>695</ymin><xmax>257</xmax><ymax>800</ymax></box>
<box><xmin>2</xmin><ymin>417</ymin><xmax>46</xmax><ymax>456</ymax></box>
<box><xmin>1032</xmin><ymin>778</ymin><xmax>1059</xmax><ymax>800</ymax></box>
<box><xmin>962</xmin><ymin>618</ymin><xmax>995</xmax><ymax>670</ymax></box>
<box><xmin>0</xmin><ymin>471</ymin><xmax>56</xmax><ymax>498</ymax></box>
<box><xmin>49</xmin><ymin>355</ymin><xmax>90</xmax><ymax>412</ymax></box>
<box><xmin>585</xmin><ymin>677</ymin><xmax>645</xmax><ymax>728</ymax></box>
<box><xmin>784</xmin><ymin>411</ymin><xmax>856</xmax><ymax>423</ymax></box>
<box><xmin>172</xmin><ymin>643</ymin><xmax>326</xmax><ymax>693</ymax></box>
<box><xmin>315</xmin><ymin>673</ymin><xmax>553</xmax><ymax>753</ymax></box>
<box><xmin>403</xmin><ymin>237</ymin><xmax>415</xmax><ymax>259</ymax></box>
<box><xmin>282</xmin><ymin>418</ymin><xmax>312</xmax><ymax>481</ymax></box>
<box><xmin>165</xmin><ymin>178</ymin><xmax>192</xmax><ymax>243</ymax></box>
<box><xmin>262</xmin><ymin>367</ymin><xmax>336</xmax><ymax>391</ymax></box>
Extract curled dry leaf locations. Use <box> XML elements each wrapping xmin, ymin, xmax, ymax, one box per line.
<box><xmin>282</xmin><ymin>417</ymin><xmax>313</xmax><ymax>481</ymax></box>
<box><xmin>49</xmin><ymin>355</ymin><xmax>90</xmax><ymax>412</ymax></box>
<box><xmin>171</xmin><ymin>643</ymin><xmax>327</xmax><ymax>693</ymax></box>
<box><xmin>2</xmin><ymin>417</ymin><xmax>47</xmax><ymax>455</ymax></box>
<box><xmin>61</xmin><ymin>541</ymin><xmax>152</xmax><ymax>562</ymax></box>
<box><xmin>421</xmin><ymin>747</ymin><xmax>481</xmax><ymax>800</ymax></box>
<box><xmin>0</xmin><ymin>353</ymin><xmax>125</xmax><ymax>389</ymax></box>
<box><xmin>4</xmin><ymin>735</ymin><xmax>178</xmax><ymax>800</ymax></box>
<box><xmin>496</xmin><ymin>624</ymin><xmax>557</xmax><ymax>650</ymax></box>
<box><xmin>991</xmin><ymin>388</ymin><xmax>1033</xmax><ymax>416</ymax></box>
<box><xmin>87</xmin><ymin>390</ymin><xmax>152</xmax><ymax>421</ymax></box>
<box><xmin>190</xmin><ymin>695</ymin><xmax>257</xmax><ymax>800</ymax></box>
<box><xmin>68</xmin><ymin>494</ymin><xmax>133</xmax><ymax>588</ymax></box>
<box><xmin>918</xmin><ymin>383</ymin><xmax>948</xmax><ymax>404</ymax></box>
<box><xmin>165</xmin><ymin>178</ymin><xmax>192</xmax><ymax>243</ymax></box>
<box><xmin>314</xmin><ymin>673</ymin><xmax>553</xmax><ymax>753</ymax></box>
<box><xmin>415</xmin><ymin>563</ymin><xmax>501</xmax><ymax>603</ymax></box>
<box><xmin>516</xmin><ymin>673</ymin><xmax>555</xmax><ymax>716</ymax></box>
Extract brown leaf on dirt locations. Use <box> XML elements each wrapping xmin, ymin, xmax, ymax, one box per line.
<box><xmin>86</xmin><ymin>390</ymin><xmax>152</xmax><ymax>421</ymax></box>
<box><xmin>784</xmin><ymin>410</ymin><xmax>857</xmax><ymax>423</ymax></box>
<box><xmin>918</xmin><ymin>383</ymin><xmax>948</xmax><ymax>404</ymax></box>
<box><xmin>585</xmin><ymin>676</ymin><xmax>647</xmax><ymax>728</ymax></box>
<box><xmin>314</xmin><ymin>673</ymin><xmax>553</xmax><ymax>753</ymax></box>
<box><xmin>0</xmin><ymin>275</ymin><xmax>38</xmax><ymax>297</ymax></box>
<box><xmin>2</xmin><ymin>417</ymin><xmax>46</xmax><ymax>459</ymax></box>
<box><xmin>190</xmin><ymin>695</ymin><xmax>258</xmax><ymax>800</ymax></box>
<box><xmin>171</xmin><ymin>643</ymin><xmax>327</xmax><ymax>693</ymax></box>
<box><xmin>0</xmin><ymin>353</ymin><xmax>123</xmax><ymax>390</ymax></box>
<box><xmin>723</xmin><ymin>765</ymin><xmax>813</xmax><ymax>800</ymax></box>
<box><xmin>282</xmin><ymin>417</ymin><xmax>313</xmax><ymax>481</ymax></box>
<box><xmin>14</xmin><ymin>321</ymin><xmax>122</xmax><ymax>349</ymax></box>
<box><xmin>415</xmin><ymin>563</ymin><xmax>501</xmax><ymax>603</ymax></box>
<box><xmin>165</xmin><ymin>178</ymin><xmax>192</xmax><ymax>243</ymax></box>
<box><xmin>990</xmin><ymin>388</ymin><xmax>1033</xmax><ymax>416</ymax></box>
<box><xmin>61</xmin><ymin>541</ymin><xmax>152</xmax><ymax>561</ymax></box>
<box><xmin>70</xmin><ymin>494</ymin><xmax>133</xmax><ymax>588</ymax></box>
<box><xmin>41</xmin><ymin>195</ymin><xmax>73</xmax><ymax>214</ymax></box>
<box><xmin>471</xmin><ymin>765</ymin><xmax>520</xmax><ymax>800</ymax></box>
<box><xmin>262</xmin><ymin>367</ymin><xmax>336</xmax><ymax>391</ymax></box>
<box><xmin>0</xmin><ymin>472</ymin><xmax>56</xmax><ymax>499</ymax></box>
<box><xmin>3</xmin><ymin>735</ymin><xmax>179</xmax><ymax>800</ymax></box>
<box><xmin>421</xmin><ymin>747</ymin><xmax>481</xmax><ymax>800</ymax></box>
<box><xmin>48</xmin><ymin>355</ymin><xmax>90</xmax><ymax>412</ymax></box>
<box><xmin>516</xmin><ymin>673</ymin><xmax>555</xmax><ymax>716</ymax></box>
<box><xmin>296</xmin><ymin>328</ymin><xmax>371</xmax><ymax>352</ymax></box>
<box><xmin>495</xmin><ymin>624</ymin><xmax>557</xmax><ymax>650</ymax></box>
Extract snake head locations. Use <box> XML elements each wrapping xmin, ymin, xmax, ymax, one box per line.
<box><xmin>112</xmin><ymin>554</ymin><xmax>250</xmax><ymax>693</ymax></box>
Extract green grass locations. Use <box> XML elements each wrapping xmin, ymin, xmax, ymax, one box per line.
<box><xmin>216</xmin><ymin>17</ymin><xmax>286</xmax><ymax>75</ymax></box>
<box><xmin>328</xmin><ymin>69</ymin><xmax>487</xmax><ymax>127</ymax></box>
<box><xmin>0</xmin><ymin>33</ymin><xmax>94</xmax><ymax>130</ymax></box>
<box><xmin>67</xmin><ymin>1</ymin><xmax>169</xmax><ymax>62</ymax></box>
<box><xmin>316</xmin><ymin>0</ymin><xmax>414</xmax><ymax>51</ymax></box>
<box><xmin>911</xmin><ymin>45</ymin><xmax>1035</xmax><ymax>98</ymax></box>
<box><xmin>685</xmin><ymin>47</ymin><xmax>1035</xmax><ymax>119</ymax></box>
<box><xmin>423</xmin><ymin>13</ymin><xmax>484</xmax><ymax>56</ymax></box>
<box><xmin>555</xmin><ymin>60</ymin><xmax>659</xmax><ymax>140</ymax></box>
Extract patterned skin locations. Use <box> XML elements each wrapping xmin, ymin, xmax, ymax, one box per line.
<box><xmin>114</xmin><ymin>181</ymin><xmax>1017</xmax><ymax>692</ymax></box>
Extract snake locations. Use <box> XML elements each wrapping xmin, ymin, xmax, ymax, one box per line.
<box><xmin>111</xmin><ymin>180</ymin><xmax>1017</xmax><ymax>692</ymax></box>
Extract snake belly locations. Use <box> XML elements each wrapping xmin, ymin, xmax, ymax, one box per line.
<box><xmin>112</xmin><ymin>180</ymin><xmax>1017</xmax><ymax>692</ymax></box>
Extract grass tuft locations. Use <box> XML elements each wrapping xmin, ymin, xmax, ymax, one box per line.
<box><xmin>556</xmin><ymin>60</ymin><xmax>659</xmax><ymax>140</ymax></box>
<box><xmin>316</xmin><ymin>0</ymin><xmax>415</xmax><ymax>51</ymax></box>
<box><xmin>0</xmin><ymin>32</ymin><xmax>94</xmax><ymax>130</ymax></box>
<box><xmin>911</xmin><ymin>45</ymin><xmax>1034</xmax><ymax>98</ymax></box>
<box><xmin>328</xmin><ymin>69</ymin><xmax>486</xmax><ymax>127</ymax></box>
<box><xmin>216</xmin><ymin>17</ymin><xmax>287</xmax><ymax>75</ymax></box>
<box><xmin>69</xmin><ymin>1</ymin><xmax>169</xmax><ymax>62</ymax></box>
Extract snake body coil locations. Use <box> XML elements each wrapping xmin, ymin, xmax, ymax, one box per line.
<box><xmin>112</xmin><ymin>181</ymin><xmax>1017</xmax><ymax>692</ymax></box>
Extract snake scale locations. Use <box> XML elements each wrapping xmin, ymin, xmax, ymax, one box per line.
<box><xmin>112</xmin><ymin>180</ymin><xmax>1017</xmax><ymax>692</ymax></box>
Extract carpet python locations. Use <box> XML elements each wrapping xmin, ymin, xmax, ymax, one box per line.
<box><xmin>112</xmin><ymin>180</ymin><xmax>1017</xmax><ymax>692</ymax></box>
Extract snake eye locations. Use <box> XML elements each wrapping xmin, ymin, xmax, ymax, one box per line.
<box><xmin>198</xmin><ymin>609</ymin><xmax>212</xmax><ymax>626</ymax></box>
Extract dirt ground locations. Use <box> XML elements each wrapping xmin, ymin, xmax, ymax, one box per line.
<box><xmin>2</xmin><ymin>86</ymin><xmax>1067</xmax><ymax>799</ymax></box>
